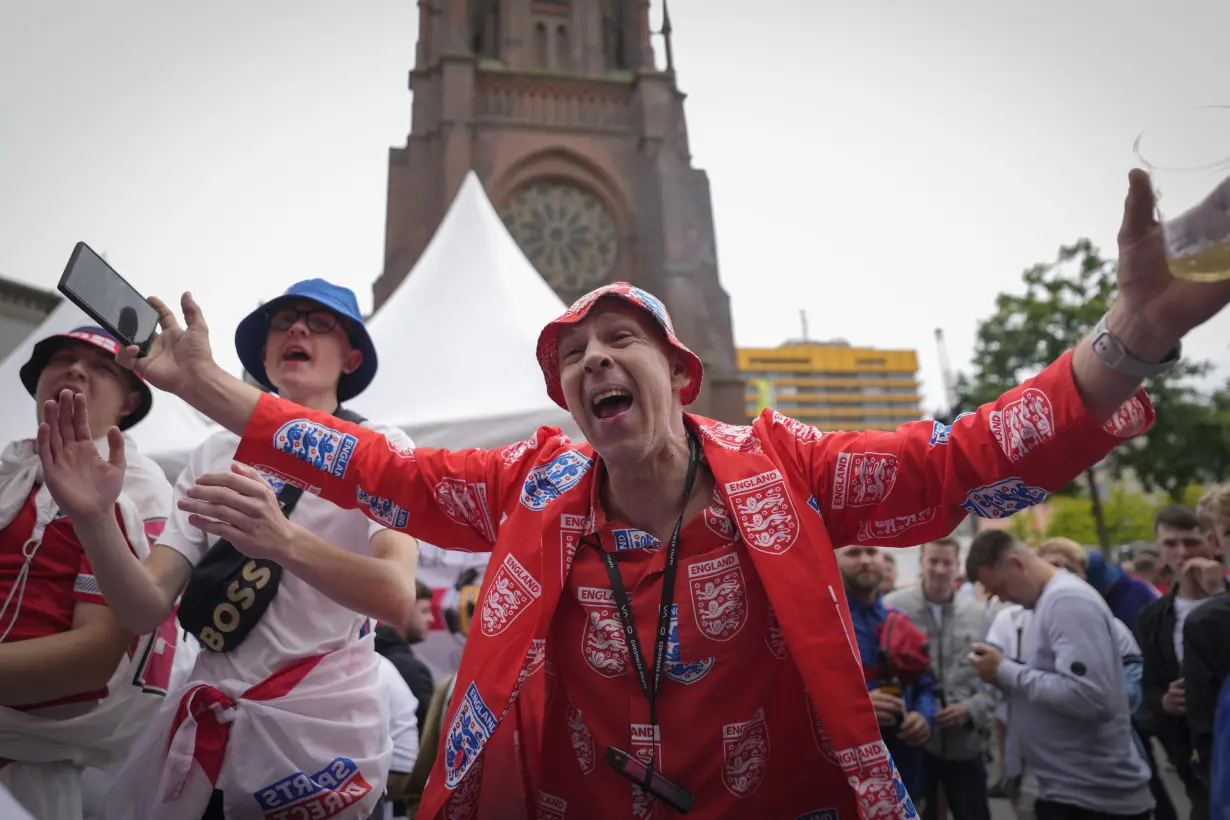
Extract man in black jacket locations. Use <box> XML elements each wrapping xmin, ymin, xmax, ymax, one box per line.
<box><xmin>1183</xmin><ymin>591</ymin><xmax>1229</xmax><ymax>788</ymax></box>
<box><xmin>375</xmin><ymin>579</ymin><xmax>435</xmax><ymax>736</ymax></box>
<box><xmin>1183</xmin><ymin>485</ymin><xmax>1230</xmax><ymax>787</ymax></box>
<box><xmin>1135</xmin><ymin>505</ymin><xmax>1222</xmax><ymax>820</ymax></box>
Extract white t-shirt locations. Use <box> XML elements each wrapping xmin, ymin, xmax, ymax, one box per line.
<box><xmin>159</xmin><ymin>427</ymin><xmax>413</xmax><ymax>686</ymax></box>
<box><xmin>377</xmin><ymin>655</ymin><xmax>420</xmax><ymax>820</ymax></box>
<box><xmin>1172</xmin><ymin>595</ymin><xmax>1204</xmax><ymax>663</ymax></box>
<box><xmin>81</xmin><ymin>629</ymin><xmax>202</xmax><ymax>820</ymax></box>
<box><xmin>987</xmin><ymin>604</ymin><xmax>1033</xmax><ymax>723</ymax></box>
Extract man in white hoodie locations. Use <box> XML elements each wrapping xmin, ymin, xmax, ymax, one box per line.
<box><xmin>0</xmin><ymin>326</ymin><xmax>177</xmax><ymax>819</ymax></box>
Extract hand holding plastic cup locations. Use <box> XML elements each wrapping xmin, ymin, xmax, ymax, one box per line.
<box><xmin>1133</xmin><ymin>105</ymin><xmax>1230</xmax><ymax>282</ymax></box>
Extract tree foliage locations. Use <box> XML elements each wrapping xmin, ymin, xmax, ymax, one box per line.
<box><xmin>953</xmin><ymin>239</ymin><xmax>1230</xmax><ymax>547</ymax></box>
<box><xmin>1043</xmin><ymin>486</ymin><xmax>1161</xmax><ymax>547</ymax></box>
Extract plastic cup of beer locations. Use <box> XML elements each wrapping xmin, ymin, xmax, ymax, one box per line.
<box><xmin>1132</xmin><ymin>105</ymin><xmax>1230</xmax><ymax>282</ymax></box>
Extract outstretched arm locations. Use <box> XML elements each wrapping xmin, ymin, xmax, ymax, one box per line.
<box><xmin>179</xmin><ymin>464</ymin><xmax>421</xmax><ymax>628</ymax></box>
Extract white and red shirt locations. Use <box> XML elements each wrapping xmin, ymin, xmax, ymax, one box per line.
<box><xmin>0</xmin><ymin>488</ymin><xmax>144</xmax><ymax>707</ymax></box>
<box><xmin>158</xmin><ymin>428</ymin><xmax>413</xmax><ymax>686</ymax></box>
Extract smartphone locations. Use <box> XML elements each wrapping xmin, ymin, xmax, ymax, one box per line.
<box><xmin>57</xmin><ymin>242</ymin><xmax>159</xmax><ymax>355</ymax></box>
<box><xmin>604</xmin><ymin>746</ymin><xmax>694</xmax><ymax>814</ymax></box>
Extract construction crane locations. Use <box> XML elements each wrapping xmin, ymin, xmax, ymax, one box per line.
<box><xmin>934</xmin><ymin>328</ymin><xmax>958</xmax><ymax>416</ymax></box>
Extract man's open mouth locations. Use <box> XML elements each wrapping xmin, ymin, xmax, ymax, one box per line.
<box><xmin>591</xmin><ymin>388</ymin><xmax>633</xmax><ymax>420</ymax></box>
<box><xmin>282</xmin><ymin>345</ymin><xmax>311</xmax><ymax>362</ymax></box>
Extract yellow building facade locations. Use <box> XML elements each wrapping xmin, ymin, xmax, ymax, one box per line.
<box><xmin>738</xmin><ymin>342</ymin><xmax>922</xmax><ymax>432</ymax></box>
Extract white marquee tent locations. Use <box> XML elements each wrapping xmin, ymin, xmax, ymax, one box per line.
<box><xmin>0</xmin><ymin>299</ymin><xmax>215</xmax><ymax>480</ymax></box>
<box><xmin>352</xmin><ymin>171</ymin><xmax>582</xmax><ymax>448</ymax></box>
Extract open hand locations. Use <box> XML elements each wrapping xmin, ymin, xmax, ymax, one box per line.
<box><xmin>1109</xmin><ymin>170</ymin><xmax>1230</xmax><ymax>359</ymax></box>
<box><xmin>37</xmin><ymin>390</ymin><xmax>125</xmax><ymax>520</ymax></box>
<box><xmin>178</xmin><ymin>463</ymin><xmax>293</xmax><ymax>560</ymax></box>
<box><xmin>116</xmin><ymin>293</ymin><xmax>218</xmax><ymax>399</ymax></box>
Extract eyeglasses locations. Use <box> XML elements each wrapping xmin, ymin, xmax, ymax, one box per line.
<box><xmin>268</xmin><ymin>307</ymin><xmax>344</xmax><ymax>335</ymax></box>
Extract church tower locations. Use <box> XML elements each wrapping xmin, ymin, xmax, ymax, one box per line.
<box><xmin>375</xmin><ymin>0</ymin><xmax>745</xmax><ymax>422</ymax></box>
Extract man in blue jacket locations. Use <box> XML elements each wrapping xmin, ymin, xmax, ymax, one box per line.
<box><xmin>1085</xmin><ymin>549</ymin><xmax>1159</xmax><ymax>630</ymax></box>
<box><xmin>837</xmin><ymin>545</ymin><xmax>937</xmax><ymax>802</ymax></box>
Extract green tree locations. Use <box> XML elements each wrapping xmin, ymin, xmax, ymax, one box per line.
<box><xmin>954</xmin><ymin>239</ymin><xmax>1228</xmax><ymax>551</ymax></box>
<box><xmin>1043</xmin><ymin>485</ymin><xmax>1160</xmax><ymax>547</ymax></box>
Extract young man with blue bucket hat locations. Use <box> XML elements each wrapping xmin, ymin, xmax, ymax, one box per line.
<box><xmin>37</xmin><ymin>280</ymin><xmax>419</xmax><ymax>819</ymax></box>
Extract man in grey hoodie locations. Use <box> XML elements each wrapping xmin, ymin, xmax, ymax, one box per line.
<box><xmin>966</xmin><ymin>530</ymin><xmax>1153</xmax><ymax>820</ymax></box>
<box><xmin>886</xmin><ymin>537</ymin><xmax>995</xmax><ymax>820</ymax></box>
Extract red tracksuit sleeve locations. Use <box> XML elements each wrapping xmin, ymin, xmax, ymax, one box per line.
<box><xmin>233</xmin><ymin>393</ymin><xmax>559</xmax><ymax>553</ymax></box>
<box><xmin>772</xmin><ymin>349</ymin><xmax>1154</xmax><ymax>548</ymax></box>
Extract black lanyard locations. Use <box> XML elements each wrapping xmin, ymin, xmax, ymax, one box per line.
<box><xmin>591</xmin><ymin>430</ymin><xmax>700</xmax><ymax>813</ymax></box>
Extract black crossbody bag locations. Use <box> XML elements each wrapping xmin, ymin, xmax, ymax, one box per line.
<box><xmin>177</xmin><ymin>407</ymin><xmax>367</xmax><ymax>653</ymax></box>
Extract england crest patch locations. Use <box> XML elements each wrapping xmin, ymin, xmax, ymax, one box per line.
<box><xmin>253</xmin><ymin>464</ymin><xmax>319</xmax><ymax>496</ymax></box>
<box><xmin>721</xmin><ymin>708</ymin><xmax>769</xmax><ymax>798</ymax></box>
<box><xmin>808</xmin><ymin>697</ymin><xmax>841</xmax><ymax>767</ymax></box>
<box><xmin>273</xmin><ymin>419</ymin><xmax>357</xmax><ymax>478</ymax></box>
<box><xmin>765</xmin><ymin>606</ymin><xmax>788</xmax><ymax>659</ymax></box>
<box><xmin>356</xmin><ymin>487</ymin><xmax>410</xmax><ymax>529</ymax></box>
<box><xmin>613</xmin><ymin>527</ymin><xmax>660</xmax><ymax>552</ymax></box>
<box><xmin>772</xmin><ymin>411</ymin><xmax>824</xmax><ymax>443</ymax></box>
<box><xmin>479</xmin><ymin>553</ymin><xmax>542</xmax><ymax>637</ymax></box>
<box><xmin>665</xmin><ymin>603</ymin><xmax>713</xmax><ymax>685</ymax></box>
<box><xmin>725</xmin><ymin>471</ymin><xmax>800</xmax><ymax>555</ymax></box>
<box><xmin>1103</xmin><ymin>395</ymin><xmax>1149</xmax><ymax>438</ymax></box>
<box><xmin>856</xmin><ymin>507</ymin><xmax>937</xmax><ymax>543</ymax></box>
<box><xmin>688</xmin><ymin>551</ymin><xmax>748</xmax><ymax>641</ymax></box>
<box><xmin>704</xmin><ymin>487</ymin><xmax>738</xmax><ymax>541</ymax></box>
<box><xmin>831</xmin><ymin>452</ymin><xmax>899</xmax><ymax>510</ymax></box>
<box><xmin>560</xmin><ymin>513</ymin><xmax>589</xmax><ymax>584</ymax></box>
<box><xmin>386</xmin><ymin>436</ymin><xmax>415</xmax><ymax>459</ymax></box>
<box><xmin>701</xmin><ymin>421</ymin><xmax>762</xmax><ymax>453</ymax></box>
<box><xmin>538</xmin><ymin>793</ymin><xmax>567</xmax><ymax>820</ymax></box>
<box><xmin>961</xmin><ymin>478</ymin><xmax>1047</xmax><ymax>519</ymax></box>
<box><xmin>577</xmin><ymin>586</ymin><xmax>627</xmax><ymax>677</ymax></box>
<box><xmin>568</xmin><ymin>704</ymin><xmax>596</xmax><ymax>774</ymax></box>
<box><xmin>442</xmin><ymin>755</ymin><xmax>483</xmax><ymax>820</ymax></box>
<box><xmin>444</xmin><ymin>683</ymin><xmax>498</xmax><ymax>789</ymax></box>
<box><xmin>521</xmin><ymin>450</ymin><xmax>594</xmax><ymax>512</ymax></box>
<box><xmin>630</xmin><ymin>724</ymin><xmax>663</xmax><ymax>819</ymax></box>
<box><xmin>989</xmin><ymin>388</ymin><xmax>1056</xmax><ymax>463</ymax></box>
<box><xmin>501</xmin><ymin>432</ymin><xmax>539</xmax><ymax>468</ymax></box>
<box><xmin>435</xmin><ymin>478</ymin><xmax>496</xmax><ymax>543</ymax></box>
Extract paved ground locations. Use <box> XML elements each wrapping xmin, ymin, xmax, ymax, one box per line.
<box><xmin>980</xmin><ymin>741</ymin><xmax>1192</xmax><ymax>820</ymax></box>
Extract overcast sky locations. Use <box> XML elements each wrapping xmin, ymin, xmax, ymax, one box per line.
<box><xmin>2</xmin><ymin>0</ymin><xmax>1228</xmax><ymax>413</ymax></box>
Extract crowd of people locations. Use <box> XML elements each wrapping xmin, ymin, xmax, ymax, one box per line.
<box><xmin>0</xmin><ymin>168</ymin><xmax>1228</xmax><ymax>819</ymax></box>
<box><xmin>834</xmin><ymin>497</ymin><xmax>1230</xmax><ymax>820</ymax></box>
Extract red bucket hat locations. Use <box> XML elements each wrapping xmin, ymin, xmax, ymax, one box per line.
<box><xmin>535</xmin><ymin>282</ymin><xmax>704</xmax><ymax>409</ymax></box>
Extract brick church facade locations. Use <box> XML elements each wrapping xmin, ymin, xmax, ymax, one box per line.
<box><xmin>373</xmin><ymin>0</ymin><xmax>745</xmax><ymax>422</ymax></box>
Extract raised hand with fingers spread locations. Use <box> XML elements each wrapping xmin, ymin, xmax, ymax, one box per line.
<box><xmin>37</xmin><ymin>389</ymin><xmax>126</xmax><ymax>521</ymax></box>
<box><xmin>116</xmin><ymin>292</ymin><xmax>218</xmax><ymax>398</ymax></box>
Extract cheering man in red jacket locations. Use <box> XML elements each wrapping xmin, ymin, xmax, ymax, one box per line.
<box><xmin>72</xmin><ymin>169</ymin><xmax>1230</xmax><ymax>819</ymax></box>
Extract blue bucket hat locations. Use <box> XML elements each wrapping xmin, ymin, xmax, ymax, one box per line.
<box><xmin>234</xmin><ymin>279</ymin><xmax>377</xmax><ymax>403</ymax></box>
